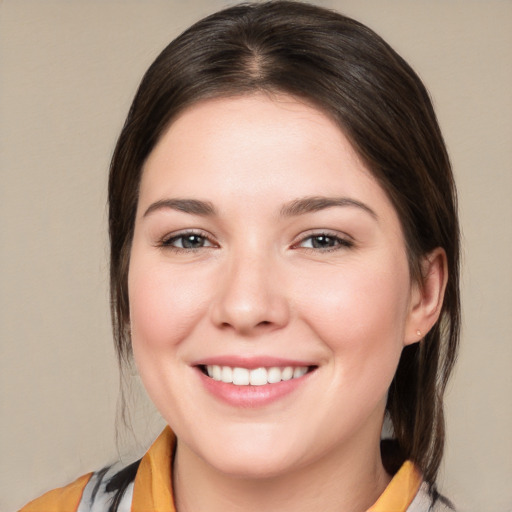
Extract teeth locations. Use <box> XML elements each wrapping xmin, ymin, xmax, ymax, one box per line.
<box><xmin>212</xmin><ymin>365</ymin><xmax>222</xmax><ymax>381</ymax></box>
<box><xmin>267</xmin><ymin>367</ymin><xmax>282</xmax><ymax>384</ymax></box>
<box><xmin>205</xmin><ymin>365</ymin><xmax>309</xmax><ymax>386</ymax></box>
<box><xmin>249</xmin><ymin>367</ymin><xmax>267</xmax><ymax>386</ymax></box>
<box><xmin>232</xmin><ymin>367</ymin><xmax>249</xmax><ymax>385</ymax></box>
<box><xmin>281</xmin><ymin>366</ymin><xmax>293</xmax><ymax>381</ymax></box>
<box><xmin>221</xmin><ymin>366</ymin><xmax>233</xmax><ymax>383</ymax></box>
<box><xmin>293</xmin><ymin>367</ymin><xmax>308</xmax><ymax>378</ymax></box>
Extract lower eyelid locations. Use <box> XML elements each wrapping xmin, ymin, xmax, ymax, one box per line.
<box><xmin>160</xmin><ymin>230</ymin><xmax>215</xmax><ymax>248</ymax></box>
<box><xmin>157</xmin><ymin>231</ymin><xmax>353</xmax><ymax>250</ymax></box>
<box><xmin>295</xmin><ymin>233</ymin><xmax>353</xmax><ymax>249</ymax></box>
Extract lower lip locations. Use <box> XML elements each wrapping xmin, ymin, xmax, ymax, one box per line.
<box><xmin>196</xmin><ymin>368</ymin><xmax>314</xmax><ymax>408</ymax></box>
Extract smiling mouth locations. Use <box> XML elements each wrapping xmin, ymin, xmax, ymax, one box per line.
<box><xmin>199</xmin><ymin>365</ymin><xmax>317</xmax><ymax>386</ymax></box>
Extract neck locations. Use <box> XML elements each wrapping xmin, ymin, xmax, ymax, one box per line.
<box><xmin>173</xmin><ymin>435</ymin><xmax>391</xmax><ymax>512</ymax></box>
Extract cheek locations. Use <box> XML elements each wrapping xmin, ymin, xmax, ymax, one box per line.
<box><xmin>127</xmin><ymin>256</ymin><xmax>215</xmax><ymax>419</ymax></box>
<box><xmin>298</xmin><ymin>257</ymin><xmax>411</xmax><ymax>374</ymax></box>
<box><xmin>128</xmin><ymin>258</ymin><xmax>208</xmax><ymax>354</ymax></box>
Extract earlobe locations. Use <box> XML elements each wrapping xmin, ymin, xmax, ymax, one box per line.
<box><xmin>404</xmin><ymin>248</ymin><xmax>448</xmax><ymax>346</ymax></box>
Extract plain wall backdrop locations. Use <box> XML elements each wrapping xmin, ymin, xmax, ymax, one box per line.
<box><xmin>1</xmin><ymin>1</ymin><xmax>511</xmax><ymax>511</ymax></box>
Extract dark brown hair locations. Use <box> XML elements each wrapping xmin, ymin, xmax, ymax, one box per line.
<box><xmin>109</xmin><ymin>0</ymin><xmax>460</xmax><ymax>486</ymax></box>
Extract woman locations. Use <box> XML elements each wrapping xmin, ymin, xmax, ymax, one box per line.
<box><xmin>21</xmin><ymin>1</ymin><xmax>460</xmax><ymax>511</ymax></box>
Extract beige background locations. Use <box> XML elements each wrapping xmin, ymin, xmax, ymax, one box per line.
<box><xmin>1</xmin><ymin>1</ymin><xmax>511</xmax><ymax>511</ymax></box>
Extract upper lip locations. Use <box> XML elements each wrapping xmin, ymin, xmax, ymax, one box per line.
<box><xmin>191</xmin><ymin>355</ymin><xmax>317</xmax><ymax>369</ymax></box>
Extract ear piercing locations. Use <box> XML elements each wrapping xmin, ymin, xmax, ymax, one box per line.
<box><xmin>416</xmin><ymin>329</ymin><xmax>422</xmax><ymax>338</ymax></box>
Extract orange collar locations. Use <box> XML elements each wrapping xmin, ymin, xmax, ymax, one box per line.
<box><xmin>132</xmin><ymin>427</ymin><xmax>422</xmax><ymax>512</ymax></box>
<box><xmin>367</xmin><ymin>460</ymin><xmax>422</xmax><ymax>511</ymax></box>
<box><xmin>132</xmin><ymin>427</ymin><xmax>176</xmax><ymax>512</ymax></box>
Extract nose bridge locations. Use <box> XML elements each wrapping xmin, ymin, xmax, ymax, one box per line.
<box><xmin>210</xmin><ymin>242</ymin><xmax>289</xmax><ymax>334</ymax></box>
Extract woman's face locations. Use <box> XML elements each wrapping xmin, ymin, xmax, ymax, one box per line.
<box><xmin>129</xmin><ymin>94</ymin><xmax>421</xmax><ymax>478</ymax></box>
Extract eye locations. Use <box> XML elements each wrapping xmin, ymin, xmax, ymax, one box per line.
<box><xmin>161</xmin><ymin>231</ymin><xmax>216</xmax><ymax>250</ymax></box>
<box><xmin>296</xmin><ymin>233</ymin><xmax>353</xmax><ymax>251</ymax></box>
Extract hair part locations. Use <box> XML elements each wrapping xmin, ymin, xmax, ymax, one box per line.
<box><xmin>109</xmin><ymin>0</ymin><xmax>460</xmax><ymax>486</ymax></box>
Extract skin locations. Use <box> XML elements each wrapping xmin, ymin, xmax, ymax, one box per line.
<box><xmin>128</xmin><ymin>94</ymin><xmax>447</xmax><ymax>512</ymax></box>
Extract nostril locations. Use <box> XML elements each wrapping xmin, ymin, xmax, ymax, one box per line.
<box><xmin>210</xmin><ymin>288</ymin><xmax>290</xmax><ymax>334</ymax></box>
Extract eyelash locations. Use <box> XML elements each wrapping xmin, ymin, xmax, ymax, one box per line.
<box><xmin>160</xmin><ymin>230</ymin><xmax>216</xmax><ymax>252</ymax></box>
<box><xmin>159</xmin><ymin>230</ymin><xmax>354</xmax><ymax>253</ymax></box>
<box><xmin>293</xmin><ymin>231</ymin><xmax>354</xmax><ymax>252</ymax></box>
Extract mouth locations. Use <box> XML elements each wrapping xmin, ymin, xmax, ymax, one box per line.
<box><xmin>198</xmin><ymin>364</ymin><xmax>317</xmax><ymax>386</ymax></box>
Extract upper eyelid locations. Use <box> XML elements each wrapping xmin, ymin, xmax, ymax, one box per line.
<box><xmin>157</xmin><ymin>228</ymin><xmax>353</xmax><ymax>247</ymax></box>
<box><xmin>160</xmin><ymin>229</ymin><xmax>217</xmax><ymax>245</ymax></box>
<box><xmin>293</xmin><ymin>236</ymin><xmax>354</xmax><ymax>254</ymax></box>
<box><xmin>292</xmin><ymin>229</ymin><xmax>354</xmax><ymax>244</ymax></box>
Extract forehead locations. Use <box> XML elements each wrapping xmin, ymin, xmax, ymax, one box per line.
<box><xmin>140</xmin><ymin>94</ymin><xmax>384</xmax><ymax>205</ymax></box>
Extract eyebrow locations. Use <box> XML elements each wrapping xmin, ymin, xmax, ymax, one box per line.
<box><xmin>142</xmin><ymin>196</ymin><xmax>377</xmax><ymax>220</ymax></box>
<box><xmin>143</xmin><ymin>198</ymin><xmax>217</xmax><ymax>218</ymax></box>
<box><xmin>280</xmin><ymin>196</ymin><xmax>377</xmax><ymax>219</ymax></box>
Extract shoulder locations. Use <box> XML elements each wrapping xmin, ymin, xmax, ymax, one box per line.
<box><xmin>76</xmin><ymin>459</ymin><xmax>139</xmax><ymax>512</ymax></box>
<box><xmin>19</xmin><ymin>459</ymin><xmax>141</xmax><ymax>512</ymax></box>
<box><xmin>407</xmin><ymin>482</ymin><xmax>456</xmax><ymax>512</ymax></box>
<box><xmin>19</xmin><ymin>473</ymin><xmax>93</xmax><ymax>512</ymax></box>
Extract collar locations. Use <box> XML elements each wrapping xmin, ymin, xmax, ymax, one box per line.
<box><xmin>132</xmin><ymin>427</ymin><xmax>422</xmax><ymax>512</ymax></box>
<box><xmin>132</xmin><ymin>427</ymin><xmax>176</xmax><ymax>512</ymax></box>
<box><xmin>367</xmin><ymin>460</ymin><xmax>422</xmax><ymax>511</ymax></box>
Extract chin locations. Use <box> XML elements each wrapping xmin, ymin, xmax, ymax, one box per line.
<box><xmin>189</xmin><ymin>424</ymin><xmax>309</xmax><ymax>480</ymax></box>
<box><xmin>209</xmin><ymin>452</ymin><xmax>302</xmax><ymax>480</ymax></box>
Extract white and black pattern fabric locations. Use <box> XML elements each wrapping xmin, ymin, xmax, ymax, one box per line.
<box><xmin>408</xmin><ymin>482</ymin><xmax>455</xmax><ymax>511</ymax></box>
<box><xmin>75</xmin><ymin>464</ymin><xmax>453</xmax><ymax>512</ymax></box>
<box><xmin>77</xmin><ymin>461</ymin><xmax>138</xmax><ymax>512</ymax></box>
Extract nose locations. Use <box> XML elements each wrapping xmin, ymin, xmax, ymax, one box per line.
<box><xmin>210</xmin><ymin>250</ymin><xmax>290</xmax><ymax>336</ymax></box>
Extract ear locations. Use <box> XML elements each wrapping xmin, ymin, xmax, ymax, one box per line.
<box><xmin>404</xmin><ymin>248</ymin><xmax>448</xmax><ymax>346</ymax></box>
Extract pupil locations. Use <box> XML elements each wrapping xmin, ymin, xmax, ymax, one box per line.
<box><xmin>312</xmin><ymin>235</ymin><xmax>333</xmax><ymax>248</ymax></box>
<box><xmin>182</xmin><ymin>235</ymin><xmax>203</xmax><ymax>248</ymax></box>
